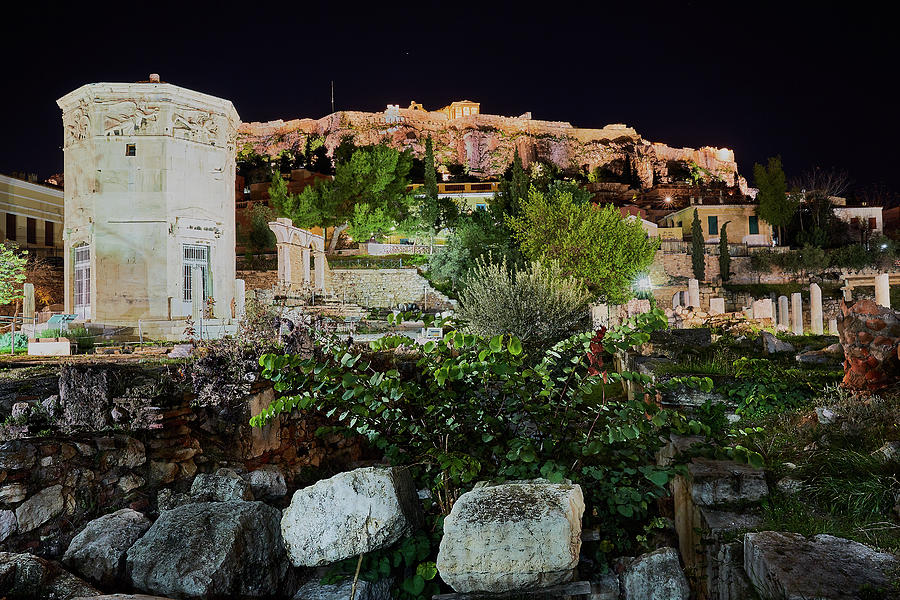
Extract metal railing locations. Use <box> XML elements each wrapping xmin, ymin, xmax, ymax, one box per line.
<box><xmin>658</xmin><ymin>240</ymin><xmax>784</xmax><ymax>256</ymax></box>
<box><xmin>0</xmin><ymin>315</ymin><xmax>37</xmax><ymax>355</ymax></box>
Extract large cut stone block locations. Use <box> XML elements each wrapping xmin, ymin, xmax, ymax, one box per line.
<box><xmin>744</xmin><ymin>531</ymin><xmax>899</xmax><ymax>599</ymax></box>
<box><xmin>126</xmin><ymin>501</ymin><xmax>287</xmax><ymax>599</ymax></box>
<box><xmin>63</xmin><ymin>508</ymin><xmax>151</xmax><ymax>587</ymax></box>
<box><xmin>281</xmin><ymin>467</ymin><xmax>422</xmax><ymax>567</ymax></box>
<box><xmin>436</xmin><ymin>480</ymin><xmax>584</xmax><ymax>593</ymax></box>
<box><xmin>685</xmin><ymin>459</ymin><xmax>767</xmax><ymax>507</ymax></box>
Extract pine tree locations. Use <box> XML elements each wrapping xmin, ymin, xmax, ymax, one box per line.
<box><xmin>718</xmin><ymin>221</ymin><xmax>731</xmax><ymax>282</ymax></box>
<box><xmin>423</xmin><ymin>137</ymin><xmax>439</xmax><ymax>201</ymax></box>
<box><xmin>691</xmin><ymin>209</ymin><xmax>706</xmax><ymax>281</ymax></box>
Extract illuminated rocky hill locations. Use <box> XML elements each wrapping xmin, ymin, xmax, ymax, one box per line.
<box><xmin>238</xmin><ymin>103</ymin><xmax>747</xmax><ymax>191</ymax></box>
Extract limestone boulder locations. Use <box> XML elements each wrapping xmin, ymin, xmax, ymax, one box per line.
<box><xmin>245</xmin><ymin>466</ymin><xmax>287</xmax><ymax>500</ymax></box>
<box><xmin>0</xmin><ymin>509</ymin><xmax>16</xmax><ymax>542</ymax></box>
<box><xmin>744</xmin><ymin>531</ymin><xmax>899</xmax><ymax>599</ymax></box>
<box><xmin>189</xmin><ymin>468</ymin><xmax>253</xmax><ymax>502</ymax></box>
<box><xmin>63</xmin><ymin>508</ymin><xmax>152</xmax><ymax>587</ymax></box>
<box><xmin>621</xmin><ymin>547</ymin><xmax>690</xmax><ymax>600</ymax></box>
<box><xmin>281</xmin><ymin>467</ymin><xmax>422</xmax><ymax>567</ymax></box>
<box><xmin>436</xmin><ymin>480</ymin><xmax>584</xmax><ymax>593</ymax></box>
<box><xmin>0</xmin><ymin>551</ymin><xmax>101</xmax><ymax>599</ymax></box>
<box><xmin>760</xmin><ymin>332</ymin><xmax>794</xmax><ymax>354</ymax></box>
<box><xmin>126</xmin><ymin>501</ymin><xmax>287</xmax><ymax>598</ymax></box>
<box><xmin>15</xmin><ymin>484</ymin><xmax>65</xmax><ymax>533</ymax></box>
<box><xmin>293</xmin><ymin>577</ymin><xmax>393</xmax><ymax>600</ymax></box>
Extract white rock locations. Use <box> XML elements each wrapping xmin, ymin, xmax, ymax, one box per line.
<box><xmin>815</xmin><ymin>406</ymin><xmax>836</xmax><ymax>425</ymax></box>
<box><xmin>0</xmin><ymin>483</ymin><xmax>28</xmax><ymax>504</ymax></box>
<box><xmin>0</xmin><ymin>509</ymin><xmax>16</xmax><ymax>542</ymax></box>
<box><xmin>281</xmin><ymin>467</ymin><xmax>422</xmax><ymax>567</ymax></box>
<box><xmin>14</xmin><ymin>484</ymin><xmax>64</xmax><ymax>533</ymax></box>
<box><xmin>621</xmin><ymin>547</ymin><xmax>690</xmax><ymax>600</ymax></box>
<box><xmin>63</xmin><ymin>508</ymin><xmax>151</xmax><ymax>587</ymax></box>
<box><xmin>436</xmin><ymin>480</ymin><xmax>584</xmax><ymax>593</ymax></box>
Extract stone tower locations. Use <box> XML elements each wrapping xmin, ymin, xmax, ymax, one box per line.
<box><xmin>57</xmin><ymin>76</ymin><xmax>240</xmax><ymax>329</ymax></box>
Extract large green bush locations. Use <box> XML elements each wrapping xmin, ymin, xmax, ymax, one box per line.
<box><xmin>455</xmin><ymin>257</ymin><xmax>592</xmax><ymax>349</ymax></box>
<box><xmin>254</xmin><ymin>310</ymin><xmax>717</xmax><ymax>594</ymax></box>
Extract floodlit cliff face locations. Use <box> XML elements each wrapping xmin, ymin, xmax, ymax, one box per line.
<box><xmin>238</xmin><ymin>107</ymin><xmax>747</xmax><ymax>191</ymax></box>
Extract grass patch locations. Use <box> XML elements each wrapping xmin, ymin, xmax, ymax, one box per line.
<box><xmin>761</xmin><ymin>492</ymin><xmax>900</xmax><ymax>552</ymax></box>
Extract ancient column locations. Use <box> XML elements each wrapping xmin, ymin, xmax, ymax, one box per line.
<box><xmin>234</xmin><ymin>279</ymin><xmax>246</xmax><ymax>320</ymax></box>
<box><xmin>688</xmin><ymin>278</ymin><xmax>700</xmax><ymax>309</ymax></box>
<box><xmin>842</xmin><ymin>286</ymin><xmax>853</xmax><ymax>302</ymax></box>
<box><xmin>23</xmin><ymin>283</ymin><xmax>35</xmax><ymax>321</ymax></box>
<box><xmin>875</xmin><ymin>273</ymin><xmax>891</xmax><ymax>309</ymax></box>
<box><xmin>314</xmin><ymin>251</ymin><xmax>326</xmax><ymax>292</ymax></box>
<box><xmin>302</xmin><ymin>247</ymin><xmax>311</xmax><ymax>286</ymax></box>
<box><xmin>709</xmin><ymin>298</ymin><xmax>725</xmax><ymax>315</ymax></box>
<box><xmin>751</xmin><ymin>298</ymin><xmax>773</xmax><ymax>321</ymax></box>
<box><xmin>790</xmin><ymin>292</ymin><xmax>803</xmax><ymax>335</ymax></box>
<box><xmin>810</xmin><ymin>283</ymin><xmax>824</xmax><ymax>335</ymax></box>
<box><xmin>191</xmin><ymin>266</ymin><xmax>204</xmax><ymax>325</ymax></box>
<box><xmin>828</xmin><ymin>318</ymin><xmax>839</xmax><ymax>336</ymax></box>
<box><xmin>277</xmin><ymin>243</ymin><xmax>291</xmax><ymax>286</ymax></box>
<box><xmin>777</xmin><ymin>296</ymin><xmax>789</xmax><ymax>330</ymax></box>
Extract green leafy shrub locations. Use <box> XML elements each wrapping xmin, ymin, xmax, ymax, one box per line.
<box><xmin>725</xmin><ymin>357</ymin><xmax>840</xmax><ymax>418</ymax></box>
<box><xmin>455</xmin><ymin>257</ymin><xmax>592</xmax><ymax>349</ymax></box>
<box><xmin>253</xmin><ymin>309</ymin><xmax>714</xmax><ymax>588</ymax></box>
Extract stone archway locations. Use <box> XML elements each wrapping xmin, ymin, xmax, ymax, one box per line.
<box><xmin>268</xmin><ymin>218</ymin><xmax>327</xmax><ymax>292</ymax></box>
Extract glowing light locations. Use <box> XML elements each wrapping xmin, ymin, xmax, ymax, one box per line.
<box><xmin>635</xmin><ymin>275</ymin><xmax>652</xmax><ymax>292</ymax></box>
<box><xmin>664</xmin><ymin>196</ymin><xmax>673</xmax><ymax>203</ymax></box>
<box><xmin>881</xmin><ymin>243</ymin><xmax>888</xmax><ymax>250</ymax></box>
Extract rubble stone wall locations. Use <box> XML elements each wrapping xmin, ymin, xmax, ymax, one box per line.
<box><xmin>0</xmin><ymin>373</ymin><xmax>362</xmax><ymax>558</ymax></box>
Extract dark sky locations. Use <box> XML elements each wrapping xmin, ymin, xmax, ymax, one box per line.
<box><xmin>2</xmin><ymin>1</ymin><xmax>896</xmax><ymax>196</ymax></box>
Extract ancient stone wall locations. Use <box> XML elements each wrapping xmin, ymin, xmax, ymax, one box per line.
<box><xmin>0</xmin><ymin>367</ymin><xmax>363</xmax><ymax>558</ymax></box>
<box><xmin>328</xmin><ymin>268</ymin><xmax>454</xmax><ymax>310</ymax></box>
<box><xmin>237</xmin><ymin>269</ymin><xmax>278</xmax><ymax>292</ymax></box>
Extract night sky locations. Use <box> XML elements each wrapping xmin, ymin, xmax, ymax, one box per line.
<box><xmin>2</xmin><ymin>1</ymin><xmax>896</xmax><ymax>198</ymax></box>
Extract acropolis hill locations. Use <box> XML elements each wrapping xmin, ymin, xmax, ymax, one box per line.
<box><xmin>238</xmin><ymin>101</ymin><xmax>748</xmax><ymax>192</ymax></box>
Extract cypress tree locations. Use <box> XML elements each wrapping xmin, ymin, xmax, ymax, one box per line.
<box><xmin>718</xmin><ymin>221</ymin><xmax>731</xmax><ymax>282</ymax></box>
<box><xmin>691</xmin><ymin>208</ymin><xmax>706</xmax><ymax>281</ymax></box>
<box><xmin>504</xmin><ymin>148</ymin><xmax>530</xmax><ymax>217</ymax></box>
<box><xmin>424</xmin><ymin>137</ymin><xmax>439</xmax><ymax>202</ymax></box>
